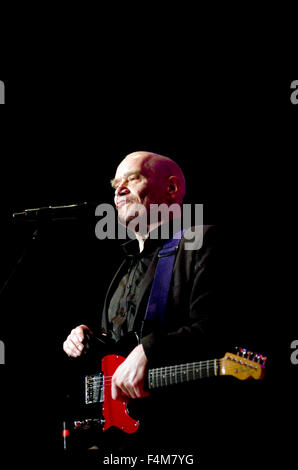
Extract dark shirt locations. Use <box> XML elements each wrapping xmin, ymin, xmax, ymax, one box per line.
<box><xmin>107</xmin><ymin>235</ymin><xmax>165</xmax><ymax>342</ymax></box>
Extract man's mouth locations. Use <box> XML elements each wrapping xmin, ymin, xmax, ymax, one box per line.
<box><xmin>116</xmin><ymin>199</ymin><xmax>133</xmax><ymax>209</ymax></box>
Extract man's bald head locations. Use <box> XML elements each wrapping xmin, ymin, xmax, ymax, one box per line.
<box><xmin>115</xmin><ymin>151</ymin><xmax>186</xmax><ymax>205</ymax></box>
<box><xmin>111</xmin><ymin>151</ymin><xmax>186</xmax><ymax>235</ymax></box>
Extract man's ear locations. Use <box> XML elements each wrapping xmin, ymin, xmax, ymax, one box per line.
<box><xmin>167</xmin><ymin>176</ymin><xmax>179</xmax><ymax>200</ymax></box>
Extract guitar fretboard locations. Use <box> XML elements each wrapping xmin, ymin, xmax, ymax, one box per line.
<box><xmin>148</xmin><ymin>359</ymin><xmax>220</xmax><ymax>389</ymax></box>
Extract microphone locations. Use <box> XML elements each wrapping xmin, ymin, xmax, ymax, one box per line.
<box><xmin>12</xmin><ymin>202</ymin><xmax>93</xmax><ymax>222</ymax></box>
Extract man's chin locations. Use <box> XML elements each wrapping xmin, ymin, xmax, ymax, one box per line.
<box><xmin>117</xmin><ymin>208</ymin><xmax>137</xmax><ymax>227</ymax></box>
<box><xmin>118</xmin><ymin>209</ymin><xmax>148</xmax><ymax>234</ymax></box>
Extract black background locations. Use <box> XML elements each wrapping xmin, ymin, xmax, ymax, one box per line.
<box><xmin>0</xmin><ymin>18</ymin><xmax>297</xmax><ymax>467</ymax></box>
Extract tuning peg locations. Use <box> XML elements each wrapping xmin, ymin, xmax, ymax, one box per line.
<box><xmin>241</xmin><ymin>348</ymin><xmax>247</xmax><ymax>358</ymax></box>
<box><xmin>252</xmin><ymin>352</ymin><xmax>260</xmax><ymax>362</ymax></box>
<box><xmin>260</xmin><ymin>355</ymin><xmax>267</xmax><ymax>366</ymax></box>
<box><xmin>246</xmin><ymin>351</ymin><xmax>253</xmax><ymax>360</ymax></box>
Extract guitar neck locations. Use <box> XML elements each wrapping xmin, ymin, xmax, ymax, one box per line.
<box><xmin>148</xmin><ymin>358</ymin><xmax>220</xmax><ymax>389</ymax></box>
<box><xmin>84</xmin><ymin>351</ymin><xmax>265</xmax><ymax>405</ymax></box>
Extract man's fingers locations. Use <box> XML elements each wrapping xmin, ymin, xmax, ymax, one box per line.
<box><xmin>71</xmin><ymin>328</ymin><xmax>84</xmax><ymax>344</ymax></box>
<box><xmin>112</xmin><ymin>376</ymin><xmax>131</xmax><ymax>401</ymax></box>
<box><xmin>72</xmin><ymin>326</ymin><xmax>87</xmax><ymax>342</ymax></box>
<box><xmin>112</xmin><ymin>376</ymin><xmax>148</xmax><ymax>400</ymax></box>
<box><xmin>62</xmin><ymin>325</ymin><xmax>92</xmax><ymax>358</ymax></box>
<box><xmin>63</xmin><ymin>335</ymin><xmax>84</xmax><ymax>357</ymax></box>
<box><xmin>63</xmin><ymin>341</ymin><xmax>76</xmax><ymax>357</ymax></box>
<box><xmin>63</xmin><ymin>342</ymin><xmax>79</xmax><ymax>357</ymax></box>
<box><xmin>134</xmin><ymin>385</ymin><xmax>150</xmax><ymax>399</ymax></box>
<box><xmin>110</xmin><ymin>345</ymin><xmax>150</xmax><ymax>400</ymax></box>
<box><xmin>71</xmin><ymin>333</ymin><xmax>84</xmax><ymax>350</ymax></box>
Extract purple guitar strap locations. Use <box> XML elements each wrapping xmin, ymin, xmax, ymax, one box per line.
<box><xmin>141</xmin><ymin>229</ymin><xmax>185</xmax><ymax>334</ymax></box>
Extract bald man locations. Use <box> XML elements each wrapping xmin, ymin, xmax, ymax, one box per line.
<box><xmin>112</xmin><ymin>151</ymin><xmax>186</xmax><ymax>250</ymax></box>
<box><xmin>63</xmin><ymin>151</ymin><xmax>220</xmax><ymax>454</ymax></box>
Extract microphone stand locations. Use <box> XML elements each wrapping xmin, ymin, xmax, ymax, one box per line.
<box><xmin>0</xmin><ymin>201</ymin><xmax>95</xmax><ymax>299</ymax></box>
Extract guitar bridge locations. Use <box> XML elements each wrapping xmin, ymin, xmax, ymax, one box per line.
<box><xmin>85</xmin><ymin>372</ymin><xmax>104</xmax><ymax>404</ymax></box>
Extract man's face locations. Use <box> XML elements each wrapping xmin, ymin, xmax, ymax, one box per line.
<box><xmin>112</xmin><ymin>154</ymin><xmax>166</xmax><ymax>226</ymax></box>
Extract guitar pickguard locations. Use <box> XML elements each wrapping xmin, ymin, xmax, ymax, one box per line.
<box><xmin>101</xmin><ymin>354</ymin><xmax>140</xmax><ymax>434</ymax></box>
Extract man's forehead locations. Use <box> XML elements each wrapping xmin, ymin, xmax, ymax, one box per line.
<box><xmin>115</xmin><ymin>153</ymin><xmax>149</xmax><ymax>177</ymax></box>
<box><xmin>113</xmin><ymin>170</ymin><xmax>141</xmax><ymax>182</ymax></box>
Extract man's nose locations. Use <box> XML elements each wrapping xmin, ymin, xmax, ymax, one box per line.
<box><xmin>115</xmin><ymin>183</ymin><xmax>130</xmax><ymax>197</ymax></box>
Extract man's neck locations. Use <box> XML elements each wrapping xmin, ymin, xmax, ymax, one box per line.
<box><xmin>135</xmin><ymin>221</ymin><xmax>162</xmax><ymax>252</ymax></box>
<box><xmin>135</xmin><ymin>233</ymin><xmax>148</xmax><ymax>252</ymax></box>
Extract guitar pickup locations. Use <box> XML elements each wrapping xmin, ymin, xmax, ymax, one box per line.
<box><xmin>85</xmin><ymin>372</ymin><xmax>104</xmax><ymax>404</ymax></box>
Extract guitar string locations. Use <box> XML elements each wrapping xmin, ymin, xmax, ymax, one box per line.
<box><xmin>87</xmin><ymin>362</ymin><xmax>260</xmax><ymax>388</ymax></box>
<box><xmin>89</xmin><ymin>358</ymin><xmax>259</xmax><ymax>378</ymax></box>
<box><xmin>89</xmin><ymin>361</ymin><xmax>221</xmax><ymax>384</ymax></box>
<box><xmin>88</xmin><ymin>361</ymin><xmax>259</xmax><ymax>382</ymax></box>
<box><xmin>88</xmin><ymin>360</ymin><xmax>219</xmax><ymax>382</ymax></box>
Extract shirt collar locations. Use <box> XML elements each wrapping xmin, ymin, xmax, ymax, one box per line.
<box><xmin>121</xmin><ymin>218</ymin><xmax>182</xmax><ymax>258</ymax></box>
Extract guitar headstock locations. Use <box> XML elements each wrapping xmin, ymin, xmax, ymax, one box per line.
<box><xmin>220</xmin><ymin>347</ymin><xmax>266</xmax><ymax>380</ymax></box>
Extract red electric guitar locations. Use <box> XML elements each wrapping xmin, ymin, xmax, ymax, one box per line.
<box><xmin>81</xmin><ymin>341</ymin><xmax>266</xmax><ymax>434</ymax></box>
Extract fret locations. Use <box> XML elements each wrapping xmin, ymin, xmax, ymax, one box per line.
<box><xmin>149</xmin><ymin>369</ymin><xmax>153</xmax><ymax>389</ymax></box>
<box><xmin>194</xmin><ymin>362</ymin><xmax>198</xmax><ymax>380</ymax></box>
<box><xmin>151</xmin><ymin>369</ymin><xmax>154</xmax><ymax>389</ymax></box>
<box><xmin>169</xmin><ymin>366</ymin><xmax>174</xmax><ymax>385</ymax></box>
<box><xmin>154</xmin><ymin>368</ymin><xmax>158</xmax><ymax>388</ymax></box>
<box><xmin>178</xmin><ymin>364</ymin><xmax>182</xmax><ymax>384</ymax></box>
<box><xmin>164</xmin><ymin>367</ymin><xmax>168</xmax><ymax>387</ymax></box>
<box><xmin>161</xmin><ymin>367</ymin><xmax>165</xmax><ymax>387</ymax></box>
<box><xmin>207</xmin><ymin>360</ymin><xmax>209</xmax><ymax>377</ymax></box>
<box><xmin>183</xmin><ymin>365</ymin><xmax>187</xmax><ymax>382</ymax></box>
<box><xmin>156</xmin><ymin>368</ymin><xmax>160</xmax><ymax>388</ymax></box>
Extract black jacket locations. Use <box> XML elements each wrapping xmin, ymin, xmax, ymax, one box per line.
<box><xmin>101</xmin><ymin>224</ymin><xmax>230</xmax><ymax>366</ymax></box>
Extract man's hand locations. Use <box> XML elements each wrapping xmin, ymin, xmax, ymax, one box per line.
<box><xmin>63</xmin><ymin>324</ymin><xmax>92</xmax><ymax>357</ymax></box>
<box><xmin>112</xmin><ymin>344</ymin><xmax>150</xmax><ymax>401</ymax></box>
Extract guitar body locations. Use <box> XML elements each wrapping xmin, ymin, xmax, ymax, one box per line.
<box><xmin>101</xmin><ymin>354</ymin><xmax>140</xmax><ymax>433</ymax></box>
